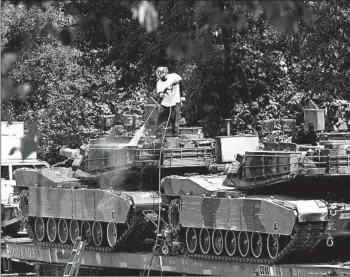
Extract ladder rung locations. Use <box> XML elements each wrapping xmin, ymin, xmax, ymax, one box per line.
<box><xmin>63</xmin><ymin>237</ymin><xmax>86</xmax><ymax>277</ymax></box>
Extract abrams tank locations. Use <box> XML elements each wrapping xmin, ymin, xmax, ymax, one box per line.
<box><xmin>159</xmin><ymin>136</ymin><xmax>350</xmax><ymax>263</ymax></box>
<box><xmin>161</xmin><ymin>175</ymin><xmax>330</xmax><ymax>263</ymax></box>
<box><xmin>14</xmin><ymin>164</ymin><xmax>160</xmax><ymax>250</ymax></box>
<box><xmin>12</xmin><ymin>133</ymin><xmax>153</xmax><ymax>249</ymax></box>
<box><xmin>13</xmin><ymin>105</ymin><xmax>216</xmax><ymax>251</ymax></box>
<box><xmin>223</xmin><ymin>150</ymin><xmax>350</xmax><ymax>244</ymax></box>
<box><xmin>260</xmin><ymin>99</ymin><xmax>350</xmax><ymax>172</ymax></box>
<box><xmin>12</xmin><ymin>111</ymin><xmax>159</xmax><ymax>251</ymax></box>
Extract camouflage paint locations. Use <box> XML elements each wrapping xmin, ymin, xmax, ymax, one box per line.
<box><xmin>28</xmin><ymin>187</ymin><xmax>159</xmax><ymax>224</ymax></box>
<box><xmin>179</xmin><ymin>195</ymin><xmax>297</xmax><ymax>235</ymax></box>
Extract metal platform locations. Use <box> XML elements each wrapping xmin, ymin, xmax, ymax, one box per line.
<box><xmin>134</xmin><ymin>147</ymin><xmax>215</xmax><ymax>169</ymax></box>
<box><xmin>2</xmin><ymin>241</ymin><xmax>350</xmax><ymax>276</ymax></box>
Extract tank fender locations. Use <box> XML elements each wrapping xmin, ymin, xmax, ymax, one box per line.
<box><xmin>15</xmin><ymin>168</ymin><xmax>80</xmax><ymax>189</ymax></box>
<box><xmin>162</xmin><ymin>175</ymin><xmax>228</xmax><ymax>197</ymax></box>
<box><xmin>161</xmin><ymin>177</ymin><xmax>172</xmax><ymax>194</ymax></box>
<box><xmin>288</xmin><ymin>200</ymin><xmax>329</xmax><ymax>222</ymax></box>
<box><xmin>13</xmin><ymin>169</ymin><xmax>40</xmax><ymax>188</ymax></box>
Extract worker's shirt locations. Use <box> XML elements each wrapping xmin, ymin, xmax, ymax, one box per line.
<box><xmin>157</xmin><ymin>73</ymin><xmax>182</xmax><ymax>107</ymax></box>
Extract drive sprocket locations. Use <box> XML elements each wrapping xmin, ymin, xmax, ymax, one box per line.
<box><xmin>18</xmin><ymin>189</ymin><xmax>29</xmax><ymax>230</ymax></box>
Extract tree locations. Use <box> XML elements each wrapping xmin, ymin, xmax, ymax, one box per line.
<box><xmin>2</xmin><ymin>0</ymin><xmax>349</xmax><ymax>162</ymax></box>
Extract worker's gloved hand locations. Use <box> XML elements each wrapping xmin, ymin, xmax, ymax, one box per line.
<box><xmin>163</xmin><ymin>87</ymin><xmax>172</xmax><ymax>95</ymax></box>
<box><xmin>159</xmin><ymin>92</ymin><xmax>164</xmax><ymax>98</ymax></box>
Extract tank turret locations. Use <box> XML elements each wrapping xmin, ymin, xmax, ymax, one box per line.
<box><xmin>56</xmin><ymin>105</ymin><xmax>218</xmax><ymax>189</ymax></box>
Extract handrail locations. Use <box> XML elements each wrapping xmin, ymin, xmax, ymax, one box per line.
<box><xmin>243</xmin><ymin>169</ymin><xmax>300</xmax><ymax>180</ymax></box>
<box><xmin>132</xmin><ymin>146</ymin><xmax>216</xmax><ymax>167</ymax></box>
<box><xmin>244</xmin><ymin>153</ymin><xmax>350</xmax><ymax>159</ymax></box>
<box><xmin>134</xmin><ymin>147</ymin><xmax>213</xmax><ymax>152</ymax></box>
<box><xmin>245</xmin><ymin>154</ymin><xmax>301</xmax><ymax>157</ymax></box>
<box><xmin>89</xmin><ymin>146</ymin><xmax>137</xmax><ymax>150</ymax></box>
<box><xmin>242</xmin><ymin>157</ymin><xmax>350</xmax><ymax>167</ymax></box>
<box><xmin>241</xmin><ymin>150</ymin><xmax>350</xmax><ymax>181</ymax></box>
<box><xmin>243</xmin><ymin>162</ymin><xmax>299</xmax><ymax>168</ymax></box>
<box><xmin>85</xmin><ymin>157</ymin><xmax>131</xmax><ymax>161</ymax></box>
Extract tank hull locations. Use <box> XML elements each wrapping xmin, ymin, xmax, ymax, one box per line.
<box><xmin>179</xmin><ymin>196</ymin><xmax>323</xmax><ymax>235</ymax></box>
<box><xmin>25</xmin><ymin>187</ymin><xmax>160</xmax><ymax>251</ymax></box>
<box><xmin>166</xmin><ymin>195</ymin><xmax>328</xmax><ymax>262</ymax></box>
<box><xmin>161</xmin><ymin>174</ymin><xmax>349</xmax><ymax>262</ymax></box>
<box><xmin>15</xmin><ymin>166</ymin><xmax>160</xmax><ymax>250</ymax></box>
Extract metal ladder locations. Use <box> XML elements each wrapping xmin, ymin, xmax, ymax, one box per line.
<box><xmin>63</xmin><ymin>237</ymin><xmax>86</xmax><ymax>276</ymax></box>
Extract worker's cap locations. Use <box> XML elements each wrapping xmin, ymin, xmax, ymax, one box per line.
<box><xmin>156</xmin><ymin>67</ymin><xmax>169</xmax><ymax>80</ymax></box>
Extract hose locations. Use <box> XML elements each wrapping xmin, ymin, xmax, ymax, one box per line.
<box><xmin>144</xmin><ymin>105</ymin><xmax>173</xmax><ymax>276</ymax></box>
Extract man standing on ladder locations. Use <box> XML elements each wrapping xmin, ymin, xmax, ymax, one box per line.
<box><xmin>155</xmin><ymin>66</ymin><xmax>182</xmax><ymax>137</ymax></box>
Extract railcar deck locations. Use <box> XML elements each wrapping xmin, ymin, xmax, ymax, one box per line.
<box><xmin>1</xmin><ymin>239</ymin><xmax>350</xmax><ymax>276</ymax></box>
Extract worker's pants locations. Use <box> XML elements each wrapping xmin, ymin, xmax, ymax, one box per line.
<box><xmin>157</xmin><ymin>104</ymin><xmax>180</xmax><ymax>136</ymax></box>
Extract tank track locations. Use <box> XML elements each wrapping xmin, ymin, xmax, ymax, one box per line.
<box><xmin>27</xmin><ymin>217</ymin><xmax>325</xmax><ymax>265</ymax></box>
<box><xmin>183</xmin><ymin>223</ymin><xmax>326</xmax><ymax>265</ymax></box>
<box><xmin>26</xmin><ymin>209</ymin><xmax>148</xmax><ymax>253</ymax></box>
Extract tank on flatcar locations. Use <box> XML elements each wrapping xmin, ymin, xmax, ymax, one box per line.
<box><xmin>158</xmin><ymin>126</ymin><xmax>350</xmax><ymax>263</ymax></box>
<box><xmin>14</xmin><ymin>161</ymin><xmax>161</xmax><ymax>250</ymax></box>
<box><xmin>13</xmin><ymin>105</ymin><xmax>217</xmax><ymax>250</ymax></box>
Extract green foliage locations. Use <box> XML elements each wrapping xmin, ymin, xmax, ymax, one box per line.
<box><xmin>2</xmin><ymin>0</ymin><xmax>350</xmax><ymax>163</ymax></box>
